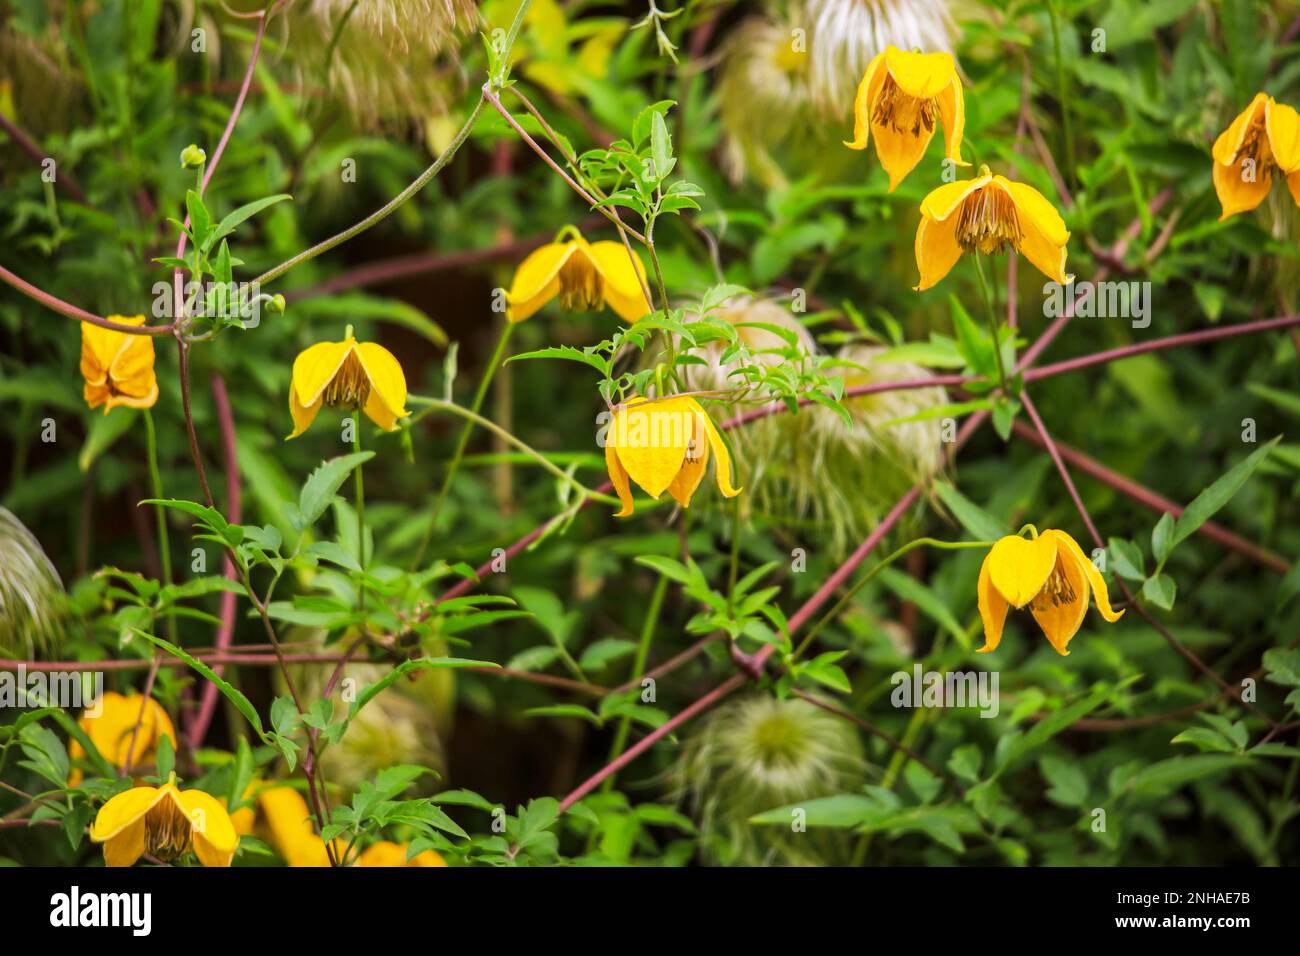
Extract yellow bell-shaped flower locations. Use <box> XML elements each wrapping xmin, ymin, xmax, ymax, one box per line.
<box><xmin>976</xmin><ymin>528</ymin><xmax>1123</xmax><ymax>656</ymax></box>
<box><xmin>355</xmin><ymin>840</ymin><xmax>447</xmax><ymax>867</ymax></box>
<box><xmin>604</xmin><ymin>395</ymin><xmax>741</xmax><ymax>517</ymax></box>
<box><xmin>1211</xmin><ymin>92</ymin><xmax>1300</xmax><ymax>220</ymax></box>
<box><xmin>287</xmin><ymin>331</ymin><xmax>409</xmax><ymax>439</ymax></box>
<box><xmin>80</xmin><ymin>315</ymin><xmax>158</xmax><ymax>413</ymax></box>
<box><xmin>845</xmin><ymin>45</ymin><xmax>967</xmax><ymax>191</ymax></box>
<box><xmin>68</xmin><ymin>691</ymin><xmax>176</xmax><ymax>786</ymax></box>
<box><xmin>90</xmin><ymin>778</ymin><xmax>239</xmax><ymax>867</ymax></box>
<box><xmin>505</xmin><ymin>227</ymin><xmax>652</xmax><ymax>324</ymax></box>
<box><xmin>914</xmin><ymin>168</ymin><xmax>1071</xmax><ymax>291</ymax></box>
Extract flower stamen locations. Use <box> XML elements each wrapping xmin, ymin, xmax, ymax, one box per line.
<box><xmin>955</xmin><ymin>184</ymin><xmax>1022</xmax><ymax>255</ymax></box>
<box><xmin>145</xmin><ymin>797</ymin><xmax>194</xmax><ymax>861</ymax></box>
<box><xmin>872</xmin><ymin>75</ymin><xmax>938</xmax><ymax>137</ymax></box>
<box><xmin>322</xmin><ymin>351</ymin><xmax>371</xmax><ymax>410</ymax></box>
<box><xmin>1032</xmin><ymin>565</ymin><xmax>1077</xmax><ymax>611</ymax></box>
<box><xmin>558</xmin><ymin>252</ymin><xmax>603</xmax><ymax>311</ymax></box>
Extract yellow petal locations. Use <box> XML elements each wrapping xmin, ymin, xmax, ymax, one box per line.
<box><xmin>103</xmin><ymin>819</ymin><xmax>148</xmax><ymax>868</ymax></box>
<box><xmin>1213</xmin><ymin>153</ymin><xmax>1272</xmax><ymax>220</ymax></box>
<box><xmin>665</xmin><ymin>411</ymin><xmax>708</xmax><ymax>508</ymax></box>
<box><xmin>873</xmin><ymin>118</ymin><xmax>935</xmax><ymax>192</ymax></box>
<box><xmin>919</xmin><ymin>175</ymin><xmax>991</xmax><ymax>221</ymax></box>
<box><xmin>1267</xmin><ymin>99</ymin><xmax>1300</xmax><ymax>172</ymax></box>
<box><xmin>608</xmin><ymin>397</ymin><xmax>691</xmax><ymax>498</ymax></box>
<box><xmin>291</xmin><ymin>339</ymin><xmax>354</xmax><ymax>409</ymax></box>
<box><xmin>1047</xmin><ymin>529</ymin><xmax>1124</xmax><ymax>623</ymax></box>
<box><xmin>936</xmin><ymin>78</ymin><xmax>967</xmax><ymax>165</ymax></box>
<box><xmin>90</xmin><ymin>785</ymin><xmax>164</xmax><ymax>845</ymax></box>
<box><xmin>586</xmin><ymin>240</ymin><xmax>652</xmax><ymax>311</ymax></box>
<box><xmin>975</xmin><ymin>552</ymin><xmax>1009</xmax><ymax>653</ymax></box>
<box><xmin>913</xmin><ymin>211</ymin><xmax>963</xmax><ymax>291</ymax></box>
<box><xmin>844</xmin><ymin>52</ymin><xmax>887</xmax><ymax>150</ymax></box>
<box><xmin>883</xmin><ymin>46</ymin><xmax>958</xmax><ymax>99</ymax></box>
<box><xmin>178</xmin><ymin>788</ymin><xmax>238</xmax><ymax>867</ymax></box>
<box><xmin>693</xmin><ymin>398</ymin><xmax>741</xmax><ymax>498</ymax></box>
<box><xmin>288</xmin><ymin>386</ymin><xmax>323</xmax><ymax>440</ymax></box>
<box><xmin>1289</xmin><ymin>169</ymin><xmax>1300</xmax><ymax>207</ymax></box>
<box><xmin>1211</xmin><ymin>93</ymin><xmax>1270</xmax><ymax>165</ymax></box>
<box><xmin>506</xmin><ymin>241</ymin><xmax>577</xmax><ymax>323</ymax></box>
<box><xmin>998</xmin><ymin>176</ymin><xmax>1072</xmax><ymax>284</ymax></box>
<box><xmin>1028</xmin><ymin>551</ymin><xmax>1090</xmax><ymax>656</ymax></box>
<box><xmin>355</xmin><ymin>341</ymin><xmax>410</xmax><ymax>431</ymax></box>
<box><xmin>605</xmin><ymin>436</ymin><xmax>636</xmax><ymax>518</ymax></box>
<box><xmin>408</xmin><ymin>848</ymin><xmax>448</xmax><ymax>867</ymax></box>
<box><xmin>985</xmin><ymin>533</ymin><xmax>1057</xmax><ymax>609</ymax></box>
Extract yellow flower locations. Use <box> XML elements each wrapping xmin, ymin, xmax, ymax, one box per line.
<box><xmin>79</xmin><ymin>315</ymin><xmax>158</xmax><ymax>414</ymax></box>
<box><xmin>505</xmin><ymin>227</ymin><xmax>652</xmax><ymax>324</ymax></box>
<box><xmin>914</xmin><ymin>168</ymin><xmax>1071</xmax><ymax>291</ymax></box>
<box><xmin>257</xmin><ymin>785</ymin><xmax>336</xmax><ymax>867</ymax></box>
<box><xmin>68</xmin><ymin>691</ymin><xmax>176</xmax><ymax>786</ymax></box>
<box><xmin>287</xmin><ymin>331</ymin><xmax>409</xmax><ymax>439</ymax></box>
<box><xmin>89</xmin><ymin>778</ymin><xmax>238</xmax><ymax>867</ymax></box>
<box><xmin>355</xmin><ymin>840</ymin><xmax>447</xmax><ymax>867</ymax></box>
<box><xmin>845</xmin><ymin>45</ymin><xmax>966</xmax><ymax>191</ymax></box>
<box><xmin>1211</xmin><ymin>92</ymin><xmax>1300</xmax><ymax>220</ymax></box>
<box><xmin>976</xmin><ymin>529</ymin><xmax>1124</xmax><ymax>656</ymax></box>
<box><xmin>605</xmin><ymin>395</ymin><xmax>741</xmax><ymax>517</ymax></box>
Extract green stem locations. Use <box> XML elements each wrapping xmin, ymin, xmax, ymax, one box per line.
<box><xmin>143</xmin><ymin>410</ymin><xmax>176</xmax><ymax>643</ymax></box>
<box><xmin>599</xmin><ymin>574</ymin><xmax>669</xmax><ymax>795</ymax></box>
<box><xmin>1048</xmin><ymin>0</ymin><xmax>1075</xmax><ymax>186</ymax></box>
<box><xmin>791</xmin><ymin>538</ymin><xmax>993</xmax><ymax>663</ymax></box>
<box><xmin>411</xmin><ymin>324</ymin><xmax>515</xmax><ymax>568</ymax></box>
<box><xmin>973</xmin><ymin>253</ymin><xmax>1009</xmax><ymax>394</ymax></box>
<box><xmin>352</xmin><ymin>421</ymin><xmax>366</xmax><ymax>616</ymax></box>
<box><xmin>408</xmin><ymin>392</ymin><xmax>623</xmax><ymax>510</ymax></box>
<box><xmin>250</xmin><ymin>97</ymin><xmax>486</xmax><ymax>293</ymax></box>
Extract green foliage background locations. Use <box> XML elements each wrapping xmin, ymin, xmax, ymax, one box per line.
<box><xmin>1</xmin><ymin>0</ymin><xmax>1299</xmax><ymax>866</ymax></box>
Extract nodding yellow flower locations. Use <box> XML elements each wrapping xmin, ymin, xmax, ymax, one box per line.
<box><xmin>257</xmin><ymin>785</ymin><xmax>337</xmax><ymax>867</ymax></box>
<box><xmin>80</xmin><ymin>316</ymin><xmax>158</xmax><ymax>413</ymax></box>
<box><xmin>68</xmin><ymin>692</ymin><xmax>176</xmax><ymax>786</ymax></box>
<box><xmin>287</xmin><ymin>329</ymin><xmax>409</xmax><ymax>439</ymax></box>
<box><xmin>505</xmin><ymin>227</ymin><xmax>652</xmax><ymax>324</ymax></box>
<box><xmin>976</xmin><ymin>528</ymin><xmax>1123</xmax><ymax>656</ymax></box>
<box><xmin>89</xmin><ymin>777</ymin><xmax>238</xmax><ymax>867</ymax></box>
<box><xmin>914</xmin><ymin>168</ymin><xmax>1071</xmax><ymax>291</ymax></box>
<box><xmin>845</xmin><ymin>45</ymin><xmax>966</xmax><ymax>191</ymax></box>
<box><xmin>355</xmin><ymin>840</ymin><xmax>447</xmax><ymax>867</ymax></box>
<box><xmin>1212</xmin><ymin>92</ymin><xmax>1300</xmax><ymax>220</ymax></box>
<box><xmin>605</xmin><ymin>395</ymin><xmax>741</xmax><ymax>517</ymax></box>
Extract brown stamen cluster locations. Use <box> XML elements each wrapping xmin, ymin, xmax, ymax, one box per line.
<box><xmin>144</xmin><ymin>799</ymin><xmax>193</xmax><ymax>861</ymax></box>
<box><xmin>558</xmin><ymin>253</ymin><xmax>603</xmax><ymax>311</ymax></box>
<box><xmin>1032</xmin><ymin>566</ymin><xmax>1077</xmax><ymax>611</ymax></box>
<box><xmin>955</xmin><ymin>185</ymin><xmax>1022</xmax><ymax>255</ymax></box>
<box><xmin>1236</xmin><ymin>119</ymin><xmax>1274</xmax><ymax>171</ymax></box>
<box><xmin>872</xmin><ymin>75</ymin><xmax>938</xmax><ymax>137</ymax></box>
<box><xmin>323</xmin><ymin>352</ymin><xmax>371</xmax><ymax>410</ymax></box>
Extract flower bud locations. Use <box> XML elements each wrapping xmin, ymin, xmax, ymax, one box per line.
<box><xmin>180</xmin><ymin>144</ymin><xmax>207</xmax><ymax>168</ymax></box>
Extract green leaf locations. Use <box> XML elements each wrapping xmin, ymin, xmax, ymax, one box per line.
<box><xmin>650</xmin><ymin>109</ymin><xmax>674</xmax><ymax>182</ymax></box>
<box><xmin>79</xmin><ymin>408</ymin><xmax>138</xmax><ymax>472</ymax></box>
<box><xmin>204</xmin><ymin>194</ymin><xmax>292</xmax><ymax>252</ymax></box>
<box><xmin>1168</xmin><ymin>437</ymin><xmax>1279</xmax><ymax>552</ymax></box>
<box><xmin>1151</xmin><ymin>512</ymin><xmax>1176</xmax><ymax>566</ymax></box>
<box><xmin>293</xmin><ymin>452</ymin><xmax>374</xmax><ymax>532</ymax></box>
<box><xmin>133</xmin><ymin>630</ymin><xmax>265</xmax><ymax>738</ymax></box>
<box><xmin>1142</xmin><ymin>573</ymin><xmax>1177</xmax><ymax>611</ymax></box>
<box><xmin>933</xmin><ymin>482</ymin><xmax>1007</xmax><ymax>541</ymax></box>
<box><xmin>346</xmin><ymin>656</ymin><xmax>495</xmax><ymax>723</ymax></box>
<box><xmin>186</xmin><ymin>189</ymin><xmax>212</xmax><ymax>249</ymax></box>
<box><xmin>994</xmin><ymin>685</ymin><xmax>1111</xmax><ymax>775</ymax></box>
<box><xmin>878</xmin><ymin>567</ymin><xmax>969</xmax><ymax>647</ymax></box>
<box><xmin>1107</xmin><ymin>537</ymin><xmax>1146</xmax><ymax>581</ymax></box>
